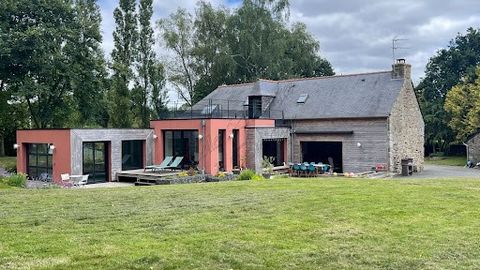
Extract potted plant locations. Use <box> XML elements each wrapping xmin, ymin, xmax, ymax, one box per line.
<box><xmin>261</xmin><ymin>156</ymin><xmax>274</xmax><ymax>179</ymax></box>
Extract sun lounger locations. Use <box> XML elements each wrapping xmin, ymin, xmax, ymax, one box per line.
<box><xmin>164</xmin><ymin>156</ymin><xmax>184</xmax><ymax>170</ymax></box>
<box><xmin>144</xmin><ymin>156</ymin><xmax>173</xmax><ymax>172</ymax></box>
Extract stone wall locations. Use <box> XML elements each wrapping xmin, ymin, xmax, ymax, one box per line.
<box><xmin>291</xmin><ymin>118</ymin><xmax>389</xmax><ymax>173</ymax></box>
<box><xmin>388</xmin><ymin>81</ymin><xmax>425</xmax><ymax>173</ymax></box>
<box><xmin>245</xmin><ymin>127</ymin><xmax>290</xmax><ymax>173</ymax></box>
<box><xmin>467</xmin><ymin>134</ymin><xmax>480</xmax><ymax>163</ymax></box>
<box><xmin>70</xmin><ymin>129</ymin><xmax>155</xmax><ymax>181</ymax></box>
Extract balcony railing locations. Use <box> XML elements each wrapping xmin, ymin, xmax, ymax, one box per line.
<box><xmin>157</xmin><ymin>99</ymin><xmax>283</xmax><ymax>120</ymax></box>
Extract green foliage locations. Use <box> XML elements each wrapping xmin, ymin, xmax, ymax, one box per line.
<box><xmin>132</xmin><ymin>0</ymin><xmax>166</xmax><ymax>127</ymax></box>
<box><xmin>416</xmin><ymin>27</ymin><xmax>480</xmax><ymax>151</ymax></box>
<box><xmin>159</xmin><ymin>0</ymin><xmax>334</xmax><ymax>105</ymax></box>
<box><xmin>251</xmin><ymin>174</ymin><xmax>266</xmax><ymax>181</ymax></box>
<box><xmin>0</xmin><ymin>0</ymin><xmax>108</xmax><ymax>129</ymax></box>
<box><xmin>237</xmin><ymin>169</ymin><xmax>256</xmax><ymax>180</ymax></box>
<box><xmin>1</xmin><ymin>173</ymin><xmax>26</xmax><ymax>188</ymax></box>
<box><xmin>158</xmin><ymin>9</ymin><xmax>197</xmax><ymax>106</ymax></box>
<box><xmin>109</xmin><ymin>0</ymin><xmax>138</xmax><ymax>127</ymax></box>
<box><xmin>444</xmin><ymin>66</ymin><xmax>480</xmax><ymax>141</ymax></box>
<box><xmin>262</xmin><ymin>156</ymin><xmax>274</xmax><ymax>173</ymax></box>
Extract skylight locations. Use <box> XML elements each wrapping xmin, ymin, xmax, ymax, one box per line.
<box><xmin>297</xmin><ymin>94</ymin><xmax>309</xmax><ymax>103</ymax></box>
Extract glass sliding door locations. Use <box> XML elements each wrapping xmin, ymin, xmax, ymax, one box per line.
<box><xmin>232</xmin><ymin>129</ymin><xmax>239</xmax><ymax>169</ymax></box>
<box><xmin>163</xmin><ymin>130</ymin><xmax>199</xmax><ymax>168</ymax></box>
<box><xmin>26</xmin><ymin>143</ymin><xmax>53</xmax><ymax>181</ymax></box>
<box><xmin>218</xmin><ymin>130</ymin><xmax>225</xmax><ymax>171</ymax></box>
<box><xmin>122</xmin><ymin>140</ymin><xmax>144</xmax><ymax>170</ymax></box>
<box><xmin>83</xmin><ymin>142</ymin><xmax>108</xmax><ymax>183</ymax></box>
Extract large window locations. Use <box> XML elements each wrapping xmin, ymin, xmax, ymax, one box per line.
<box><xmin>248</xmin><ymin>96</ymin><xmax>262</xmax><ymax>119</ymax></box>
<box><xmin>232</xmin><ymin>129</ymin><xmax>239</xmax><ymax>169</ymax></box>
<box><xmin>27</xmin><ymin>143</ymin><xmax>52</xmax><ymax>180</ymax></box>
<box><xmin>218</xmin><ymin>130</ymin><xmax>225</xmax><ymax>171</ymax></box>
<box><xmin>262</xmin><ymin>139</ymin><xmax>285</xmax><ymax>166</ymax></box>
<box><xmin>122</xmin><ymin>140</ymin><xmax>144</xmax><ymax>170</ymax></box>
<box><xmin>83</xmin><ymin>142</ymin><xmax>108</xmax><ymax>183</ymax></box>
<box><xmin>163</xmin><ymin>130</ymin><xmax>199</xmax><ymax>168</ymax></box>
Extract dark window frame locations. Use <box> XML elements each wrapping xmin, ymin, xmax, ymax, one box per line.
<box><xmin>26</xmin><ymin>143</ymin><xmax>53</xmax><ymax>180</ymax></box>
<box><xmin>232</xmin><ymin>129</ymin><xmax>239</xmax><ymax>168</ymax></box>
<box><xmin>121</xmin><ymin>140</ymin><xmax>144</xmax><ymax>171</ymax></box>
<box><xmin>162</xmin><ymin>130</ymin><xmax>199</xmax><ymax>168</ymax></box>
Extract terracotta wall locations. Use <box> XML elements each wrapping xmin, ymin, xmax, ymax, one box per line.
<box><xmin>150</xmin><ymin>119</ymin><xmax>275</xmax><ymax>175</ymax></box>
<box><xmin>16</xmin><ymin>129</ymin><xmax>71</xmax><ymax>183</ymax></box>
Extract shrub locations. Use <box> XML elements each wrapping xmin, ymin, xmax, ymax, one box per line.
<box><xmin>251</xmin><ymin>174</ymin><xmax>265</xmax><ymax>181</ymax></box>
<box><xmin>2</xmin><ymin>173</ymin><xmax>27</xmax><ymax>188</ymax></box>
<box><xmin>178</xmin><ymin>172</ymin><xmax>189</xmax><ymax>177</ymax></box>
<box><xmin>237</xmin><ymin>169</ymin><xmax>256</xmax><ymax>180</ymax></box>
<box><xmin>215</xmin><ymin>171</ymin><xmax>226</xmax><ymax>178</ymax></box>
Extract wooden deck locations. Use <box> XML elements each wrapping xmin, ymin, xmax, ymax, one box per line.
<box><xmin>116</xmin><ymin>169</ymin><xmax>181</xmax><ymax>185</ymax></box>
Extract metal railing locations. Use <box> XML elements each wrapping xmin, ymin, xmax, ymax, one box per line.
<box><xmin>157</xmin><ymin>99</ymin><xmax>284</xmax><ymax>120</ymax></box>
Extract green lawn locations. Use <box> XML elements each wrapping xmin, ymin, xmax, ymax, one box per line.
<box><xmin>425</xmin><ymin>155</ymin><xmax>466</xmax><ymax>166</ymax></box>
<box><xmin>0</xmin><ymin>156</ymin><xmax>16</xmax><ymax>171</ymax></box>
<box><xmin>2</xmin><ymin>178</ymin><xmax>480</xmax><ymax>269</ymax></box>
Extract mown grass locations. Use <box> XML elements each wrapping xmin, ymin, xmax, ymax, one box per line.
<box><xmin>425</xmin><ymin>155</ymin><xmax>466</xmax><ymax>166</ymax></box>
<box><xmin>0</xmin><ymin>156</ymin><xmax>16</xmax><ymax>171</ymax></box>
<box><xmin>2</xmin><ymin>178</ymin><xmax>480</xmax><ymax>269</ymax></box>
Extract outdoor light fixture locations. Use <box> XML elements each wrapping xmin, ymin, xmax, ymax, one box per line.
<box><xmin>13</xmin><ymin>144</ymin><xmax>19</xmax><ymax>150</ymax></box>
<box><xmin>49</xmin><ymin>144</ymin><xmax>56</xmax><ymax>150</ymax></box>
<box><xmin>229</xmin><ymin>133</ymin><xmax>234</xmax><ymax>139</ymax></box>
<box><xmin>153</xmin><ymin>134</ymin><xmax>158</xmax><ymax>139</ymax></box>
<box><xmin>357</xmin><ymin>142</ymin><xmax>362</xmax><ymax>148</ymax></box>
<box><xmin>198</xmin><ymin>134</ymin><xmax>203</xmax><ymax>140</ymax></box>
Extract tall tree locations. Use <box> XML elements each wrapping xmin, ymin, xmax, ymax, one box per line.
<box><xmin>132</xmin><ymin>0</ymin><xmax>158</xmax><ymax>127</ymax></box>
<box><xmin>150</xmin><ymin>60</ymin><xmax>168</xmax><ymax>119</ymax></box>
<box><xmin>444</xmin><ymin>66</ymin><xmax>480</xmax><ymax>141</ymax></box>
<box><xmin>110</xmin><ymin>0</ymin><xmax>137</xmax><ymax>127</ymax></box>
<box><xmin>69</xmin><ymin>0</ymin><xmax>109</xmax><ymax>127</ymax></box>
<box><xmin>192</xmin><ymin>2</ymin><xmax>235</xmax><ymax>103</ymax></box>
<box><xmin>158</xmin><ymin>9</ymin><xmax>197</xmax><ymax>106</ymax></box>
<box><xmin>159</xmin><ymin>0</ymin><xmax>333</xmax><ymax>105</ymax></box>
<box><xmin>0</xmin><ymin>0</ymin><xmax>78</xmax><ymax>128</ymax></box>
<box><xmin>415</xmin><ymin>28</ymin><xmax>480</xmax><ymax>152</ymax></box>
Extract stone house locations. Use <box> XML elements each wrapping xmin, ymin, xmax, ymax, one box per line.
<box><xmin>465</xmin><ymin>132</ymin><xmax>480</xmax><ymax>163</ymax></box>
<box><xmin>16</xmin><ymin>60</ymin><xmax>424</xmax><ymax>183</ymax></box>
<box><xmin>192</xmin><ymin>59</ymin><xmax>424</xmax><ymax>173</ymax></box>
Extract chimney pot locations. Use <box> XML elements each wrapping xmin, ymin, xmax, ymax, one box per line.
<box><xmin>392</xmin><ymin>59</ymin><xmax>411</xmax><ymax>80</ymax></box>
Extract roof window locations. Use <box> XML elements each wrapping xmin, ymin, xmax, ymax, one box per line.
<box><xmin>297</xmin><ymin>94</ymin><xmax>309</xmax><ymax>103</ymax></box>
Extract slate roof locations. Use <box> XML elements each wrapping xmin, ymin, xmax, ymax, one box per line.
<box><xmin>193</xmin><ymin>71</ymin><xmax>405</xmax><ymax>120</ymax></box>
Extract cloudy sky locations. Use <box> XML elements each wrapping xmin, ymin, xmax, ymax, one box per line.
<box><xmin>98</xmin><ymin>0</ymin><xmax>480</xmax><ymax>86</ymax></box>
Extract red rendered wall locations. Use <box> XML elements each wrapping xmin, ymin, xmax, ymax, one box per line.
<box><xmin>16</xmin><ymin>129</ymin><xmax>71</xmax><ymax>183</ymax></box>
<box><xmin>150</xmin><ymin>119</ymin><xmax>274</xmax><ymax>175</ymax></box>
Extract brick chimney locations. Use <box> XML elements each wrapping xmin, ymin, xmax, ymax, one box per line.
<box><xmin>392</xmin><ymin>58</ymin><xmax>411</xmax><ymax>80</ymax></box>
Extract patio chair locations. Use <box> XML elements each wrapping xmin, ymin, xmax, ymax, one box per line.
<box><xmin>299</xmin><ymin>164</ymin><xmax>307</xmax><ymax>177</ymax></box>
<box><xmin>144</xmin><ymin>156</ymin><xmax>173</xmax><ymax>172</ymax></box>
<box><xmin>292</xmin><ymin>164</ymin><xmax>300</xmax><ymax>177</ymax></box>
<box><xmin>74</xmin><ymin>174</ymin><xmax>89</xmax><ymax>187</ymax></box>
<box><xmin>60</xmin><ymin>173</ymin><xmax>73</xmax><ymax>188</ymax></box>
<box><xmin>328</xmin><ymin>157</ymin><xmax>334</xmax><ymax>174</ymax></box>
<box><xmin>164</xmin><ymin>156</ymin><xmax>184</xmax><ymax>170</ymax></box>
<box><xmin>308</xmin><ymin>164</ymin><xmax>316</xmax><ymax>177</ymax></box>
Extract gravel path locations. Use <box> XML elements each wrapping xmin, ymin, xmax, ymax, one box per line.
<box><xmin>400</xmin><ymin>164</ymin><xmax>480</xmax><ymax>179</ymax></box>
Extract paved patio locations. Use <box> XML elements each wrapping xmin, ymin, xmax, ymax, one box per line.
<box><xmin>83</xmin><ymin>182</ymin><xmax>134</xmax><ymax>188</ymax></box>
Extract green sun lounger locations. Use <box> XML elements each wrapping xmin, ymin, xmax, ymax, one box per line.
<box><xmin>144</xmin><ymin>156</ymin><xmax>173</xmax><ymax>172</ymax></box>
<box><xmin>164</xmin><ymin>156</ymin><xmax>184</xmax><ymax>170</ymax></box>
